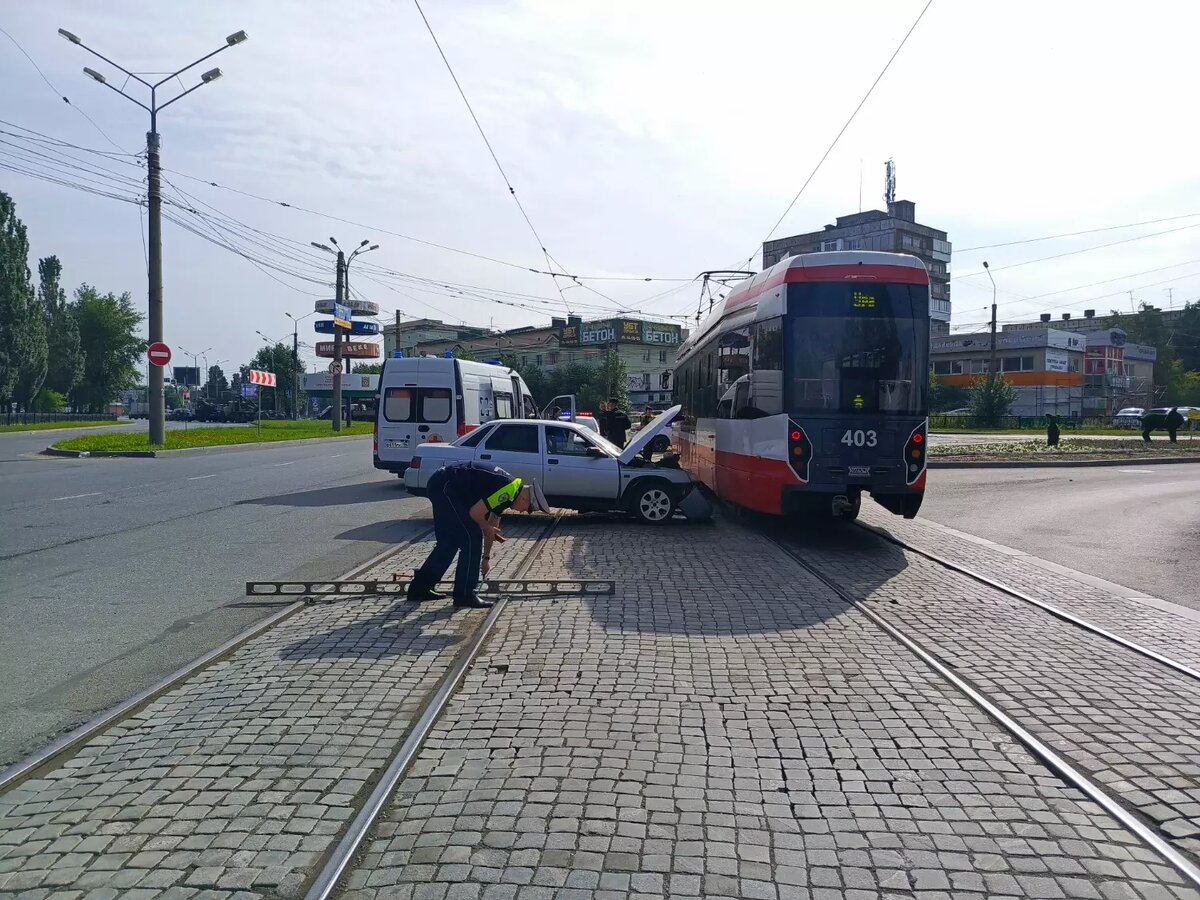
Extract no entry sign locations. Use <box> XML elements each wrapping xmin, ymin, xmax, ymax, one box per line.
<box><xmin>147</xmin><ymin>342</ymin><xmax>172</xmax><ymax>367</ymax></box>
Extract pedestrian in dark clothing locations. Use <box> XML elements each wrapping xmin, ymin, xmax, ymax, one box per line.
<box><xmin>407</xmin><ymin>462</ymin><xmax>551</xmax><ymax>608</ymax></box>
<box><xmin>1142</xmin><ymin>411</ymin><xmax>1166</xmax><ymax>442</ymax></box>
<box><xmin>1166</xmin><ymin>407</ymin><xmax>1185</xmax><ymax>443</ymax></box>
<box><xmin>1046</xmin><ymin>414</ymin><xmax>1060</xmax><ymax>447</ymax></box>
<box><xmin>605</xmin><ymin>397</ymin><xmax>631</xmax><ymax>446</ymax></box>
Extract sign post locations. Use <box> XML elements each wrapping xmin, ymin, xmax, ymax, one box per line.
<box><xmin>248</xmin><ymin>370</ymin><xmax>277</xmax><ymax>438</ymax></box>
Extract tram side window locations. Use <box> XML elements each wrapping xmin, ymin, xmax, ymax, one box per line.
<box><xmin>751</xmin><ymin>318</ymin><xmax>784</xmax><ymax>416</ymax></box>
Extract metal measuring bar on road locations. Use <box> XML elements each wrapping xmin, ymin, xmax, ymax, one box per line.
<box><xmin>246</xmin><ymin>579</ymin><xmax>616</xmax><ymax>598</ymax></box>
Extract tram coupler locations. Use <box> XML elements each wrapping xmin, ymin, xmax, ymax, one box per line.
<box><xmin>832</xmin><ymin>494</ymin><xmax>855</xmax><ymax>516</ymax></box>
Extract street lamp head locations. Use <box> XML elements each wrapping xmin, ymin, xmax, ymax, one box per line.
<box><xmin>83</xmin><ymin>67</ymin><xmax>106</xmax><ymax>84</ymax></box>
<box><xmin>226</xmin><ymin>30</ymin><xmax>248</xmax><ymax>46</ymax></box>
<box><xmin>358</xmin><ymin>239</ymin><xmax>369</xmax><ymax>247</ymax></box>
<box><xmin>200</xmin><ymin>67</ymin><xmax>223</xmax><ymax>83</ymax></box>
<box><xmin>310</xmin><ymin>241</ymin><xmax>333</xmax><ymax>253</ymax></box>
<box><xmin>982</xmin><ymin>260</ymin><xmax>989</xmax><ymax>269</ymax></box>
<box><xmin>367</xmin><ymin>244</ymin><xmax>379</xmax><ymax>252</ymax></box>
<box><xmin>58</xmin><ymin>28</ymin><xmax>82</xmax><ymax>44</ymax></box>
<box><xmin>328</xmin><ymin>237</ymin><xmax>340</xmax><ymax>247</ymax></box>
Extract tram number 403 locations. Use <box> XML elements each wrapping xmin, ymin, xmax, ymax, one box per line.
<box><xmin>840</xmin><ymin>429</ymin><xmax>878</xmax><ymax>448</ymax></box>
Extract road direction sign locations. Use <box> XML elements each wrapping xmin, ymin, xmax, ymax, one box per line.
<box><xmin>147</xmin><ymin>342</ymin><xmax>171</xmax><ymax>367</ymax></box>
<box><xmin>314</xmin><ymin>319</ymin><xmax>380</xmax><ymax>335</ymax></box>
<box><xmin>315</xmin><ymin>341</ymin><xmax>380</xmax><ymax>359</ymax></box>
<box><xmin>327</xmin><ymin>360</ymin><xmax>343</xmax><ymax>375</ymax></box>
<box><xmin>314</xmin><ymin>298</ymin><xmax>380</xmax><ymax>316</ymax></box>
<box><xmin>240</xmin><ymin>382</ymin><xmax>258</xmax><ymax>397</ymax></box>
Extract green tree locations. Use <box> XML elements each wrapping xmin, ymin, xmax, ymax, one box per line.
<box><xmin>33</xmin><ymin>387</ymin><xmax>66</xmax><ymax>412</ymax></box>
<box><xmin>71</xmin><ymin>284</ymin><xmax>145</xmax><ymax>413</ymax></box>
<box><xmin>352</xmin><ymin>362</ymin><xmax>383</xmax><ymax>374</ymax></box>
<box><xmin>1178</xmin><ymin>369</ymin><xmax>1200</xmax><ymax>406</ymax></box>
<box><xmin>928</xmin><ymin>370</ymin><xmax>969</xmax><ymax>412</ymax></box>
<box><xmin>968</xmin><ymin>375</ymin><xmax>1017</xmax><ymax>426</ymax></box>
<box><xmin>249</xmin><ymin>343</ymin><xmax>304</xmax><ymax>417</ymax></box>
<box><xmin>39</xmin><ymin>257</ymin><xmax>83</xmax><ymax>398</ymax></box>
<box><xmin>0</xmin><ymin>192</ymin><xmax>36</xmax><ymax>408</ymax></box>
<box><xmin>503</xmin><ymin>350</ymin><xmax>629</xmax><ymax>414</ymax></box>
<box><xmin>206</xmin><ymin>364</ymin><xmax>229</xmax><ymax>400</ymax></box>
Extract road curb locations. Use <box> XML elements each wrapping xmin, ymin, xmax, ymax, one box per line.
<box><xmin>42</xmin><ymin>433</ymin><xmax>370</xmax><ymax>459</ymax></box>
<box><xmin>929</xmin><ymin>455</ymin><xmax>1200</xmax><ymax>469</ymax></box>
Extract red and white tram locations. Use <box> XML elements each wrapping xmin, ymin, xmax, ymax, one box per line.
<box><xmin>673</xmin><ymin>251</ymin><xmax>930</xmax><ymax>520</ymax></box>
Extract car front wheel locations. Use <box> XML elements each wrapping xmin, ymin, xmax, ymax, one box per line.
<box><xmin>629</xmin><ymin>481</ymin><xmax>675</xmax><ymax>524</ymax></box>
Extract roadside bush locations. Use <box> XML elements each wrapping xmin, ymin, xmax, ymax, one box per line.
<box><xmin>968</xmin><ymin>375</ymin><xmax>1017</xmax><ymax>426</ymax></box>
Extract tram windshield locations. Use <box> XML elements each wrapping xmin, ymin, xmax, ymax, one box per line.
<box><xmin>786</xmin><ymin>283</ymin><xmax>929</xmax><ymax>415</ymax></box>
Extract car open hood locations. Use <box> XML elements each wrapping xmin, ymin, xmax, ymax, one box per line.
<box><xmin>618</xmin><ymin>404</ymin><xmax>681</xmax><ymax>464</ymax></box>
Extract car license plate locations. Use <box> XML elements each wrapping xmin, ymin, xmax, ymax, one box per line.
<box><xmin>385</xmin><ymin>438</ymin><xmax>409</xmax><ymax>448</ymax></box>
<box><xmin>848</xmin><ymin>465</ymin><xmax>870</xmax><ymax>477</ymax></box>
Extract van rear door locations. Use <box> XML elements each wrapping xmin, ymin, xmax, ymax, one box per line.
<box><xmin>376</xmin><ymin>359</ymin><xmax>456</xmax><ymax>471</ymax></box>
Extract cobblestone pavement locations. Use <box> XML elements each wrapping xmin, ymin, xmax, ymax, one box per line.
<box><xmin>859</xmin><ymin>505</ymin><xmax>1200</xmax><ymax>672</ymax></box>
<box><xmin>0</xmin><ymin>519</ymin><xmax>548</xmax><ymax>899</ymax></box>
<box><xmin>792</xmin><ymin>516</ymin><xmax>1200</xmax><ymax>863</ymax></box>
<box><xmin>340</xmin><ymin>517</ymin><xmax>1197</xmax><ymax>900</ymax></box>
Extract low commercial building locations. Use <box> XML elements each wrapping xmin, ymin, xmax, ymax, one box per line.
<box><xmin>413</xmin><ymin>315</ymin><xmax>686</xmax><ymax>409</ymax></box>
<box><xmin>382</xmin><ymin>318</ymin><xmax>490</xmax><ymax>359</ymax></box>
<box><xmin>1082</xmin><ymin>328</ymin><xmax>1156</xmax><ymax>415</ymax></box>
<box><xmin>931</xmin><ymin>328</ymin><xmax>1086</xmax><ymax>416</ymax></box>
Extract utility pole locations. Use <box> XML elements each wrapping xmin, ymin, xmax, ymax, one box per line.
<box><xmin>333</xmin><ymin>249</ymin><xmax>345</xmax><ymax>433</ymax></box>
<box><xmin>983</xmin><ymin>261</ymin><xmax>998</xmax><ymax>379</ymax></box>
<box><xmin>60</xmin><ymin>27</ymin><xmax>247</xmax><ymax>446</ymax></box>
<box><xmin>312</xmin><ymin>238</ymin><xmax>379</xmax><ymax>431</ymax></box>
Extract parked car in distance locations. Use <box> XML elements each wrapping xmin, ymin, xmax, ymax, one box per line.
<box><xmin>1113</xmin><ymin>407</ymin><xmax>1144</xmax><ymax>427</ymax></box>
<box><xmin>403</xmin><ymin>406</ymin><xmax>695</xmax><ymax>524</ymax></box>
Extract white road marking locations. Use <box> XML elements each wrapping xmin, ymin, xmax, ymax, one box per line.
<box><xmin>273</xmin><ymin>461</ymin><xmax>296</xmax><ymax>467</ymax></box>
<box><xmin>329</xmin><ymin>453</ymin><xmax>347</xmax><ymax>459</ymax></box>
<box><xmin>187</xmin><ymin>474</ymin><xmax>218</xmax><ymax>481</ymax></box>
<box><xmin>1118</xmin><ymin>469</ymin><xmax>1157</xmax><ymax>474</ymax></box>
<box><xmin>50</xmin><ymin>492</ymin><xmax>102</xmax><ymax>501</ymax></box>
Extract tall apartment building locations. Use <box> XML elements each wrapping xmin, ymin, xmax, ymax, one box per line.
<box><xmin>762</xmin><ymin>200</ymin><xmax>952</xmax><ymax>334</ymax></box>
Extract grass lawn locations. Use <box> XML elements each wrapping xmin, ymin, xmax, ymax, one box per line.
<box><xmin>54</xmin><ymin>419</ymin><xmax>371</xmax><ymax>452</ymax></box>
<box><xmin>0</xmin><ymin>420</ymin><xmax>123</xmax><ymax>434</ymax></box>
<box><xmin>930</xmin><ymin>438</ymin><xmax>1200</xmax><ymax>460</ymax></box>
<box><xmin>930</xmin><ymin>426</ymin><xmax>1145</xmax><ymax>436</ymax></box>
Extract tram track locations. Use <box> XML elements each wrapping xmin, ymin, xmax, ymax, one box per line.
<box><xmin>0</xmin><ymin>514</ymin><xmax>561</xmax><ymax>900</ymax></box>
<box><xmin>854</xmin><ymin>519</ymin><xmax>1200</xmax><ymax>685</ymax></box>
<box><xmin>0</xmin><ymin>525</ymin><xmax>436</xmax><ymax>795</ymax></box>
<box><xmin>764</xmin><ymin>524</ymin><xmax>1200</xmax><ymax>891</ymax></box>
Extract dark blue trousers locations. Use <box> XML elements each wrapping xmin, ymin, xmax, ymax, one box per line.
<box><xmin>412</xmin><ymin>469</ymin><xmax>483</xmax><ymax>600</ymax></box>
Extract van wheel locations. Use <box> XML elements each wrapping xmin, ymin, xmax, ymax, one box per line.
<box><xmin>629</xmin><ymin>481</ymin><xmax>675</xmax><ymax>524</ymax></box>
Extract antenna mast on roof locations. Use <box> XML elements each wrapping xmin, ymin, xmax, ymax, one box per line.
<box><xmin>884</xmin><ymin>158</ymin><xmax>896</xmax><ymax>206</ymax></box>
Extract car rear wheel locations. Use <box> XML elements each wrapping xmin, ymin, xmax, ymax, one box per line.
<box><xmin>629</xmin><ymin>481</ymin><xmax>674</xmax><ymax>524</ymax></box>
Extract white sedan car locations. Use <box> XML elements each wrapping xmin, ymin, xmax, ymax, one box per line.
<box><xmin>403</xmin><ymin>406</ymin><xmax>697</xmax><ymax>524</ymax></box>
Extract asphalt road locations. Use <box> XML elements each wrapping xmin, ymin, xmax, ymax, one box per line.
<box><xmin>920</xmin><ymin>464</ymin><xmax>1200</xmax><ymax>611</ymax></box>
<box><xmin>0</xmin><ymin>426</ymin><xmax>428</xmax><ymax>768</ymax></box>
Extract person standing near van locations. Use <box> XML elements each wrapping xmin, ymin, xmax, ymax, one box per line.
<box><xmin>407</xmin><ymin>462</ymin><xmax>551</xmax><ymax>608</ymax></box>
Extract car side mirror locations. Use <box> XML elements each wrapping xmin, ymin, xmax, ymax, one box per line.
<box><xmin>586</xmin><ymin>446</ymin><xmax>606</xmax><ymax>458</ymax></box>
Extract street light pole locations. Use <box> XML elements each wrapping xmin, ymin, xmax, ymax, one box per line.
<box><xmin>60</xmin><ymin>27</ymin><xmax>248</xmax><ymax>447</ymax></box>
<box><xmin>285</xmin><ymin>311</ymin><xmax>316</xmax><ymax>420</ymax></box>
<box><xmin>983</xmin><ymin>261</ymin><xmax>998</xmax><ymax>380</ymax></box>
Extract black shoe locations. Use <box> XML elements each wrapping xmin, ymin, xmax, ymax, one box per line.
<box><xmin>406</xmin><ymin>584</ymin><xmax>439</xmax><ymax>603</ymax></box>
<box><xmin>453</xmin><ymin>594</ymin><xmax>493</xmax><ymax>609</ymax></box>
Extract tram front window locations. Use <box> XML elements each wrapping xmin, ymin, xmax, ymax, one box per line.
<box><xmin>786</xmin><ymin>283</ymin><xmax>928</xmax><ymax>415</ymax></box>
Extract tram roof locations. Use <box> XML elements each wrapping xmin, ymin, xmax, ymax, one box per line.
<box><xmin>679</xmin><ymin>251</ymin><xmax>929</xmax><ymax>360</ymax></box>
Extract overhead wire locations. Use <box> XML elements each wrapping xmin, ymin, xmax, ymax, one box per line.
<box><xmin>411</xmin><ymin>0</ymin><xmax>574</xmax><ymax>314</ymax></box>
<box><xmin>750</xmin><ymin>0</ymin><xmax>935</xmax><ymax>268</ymax></box>
<box><xmin>0</xmin><ymin>27</ymin><xmax>131</xmax><ymax>154</ymax></box>
<box><xmin>955</xmin><ymin>213</ymin><xmax>1200</xmax><ymax>253</ymax></box>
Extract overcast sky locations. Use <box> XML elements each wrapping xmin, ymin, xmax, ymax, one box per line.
<box><xmin>3</xmin><ymin>1</ymin><xmax>1199</xmax><ymax>373</ymax></box>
